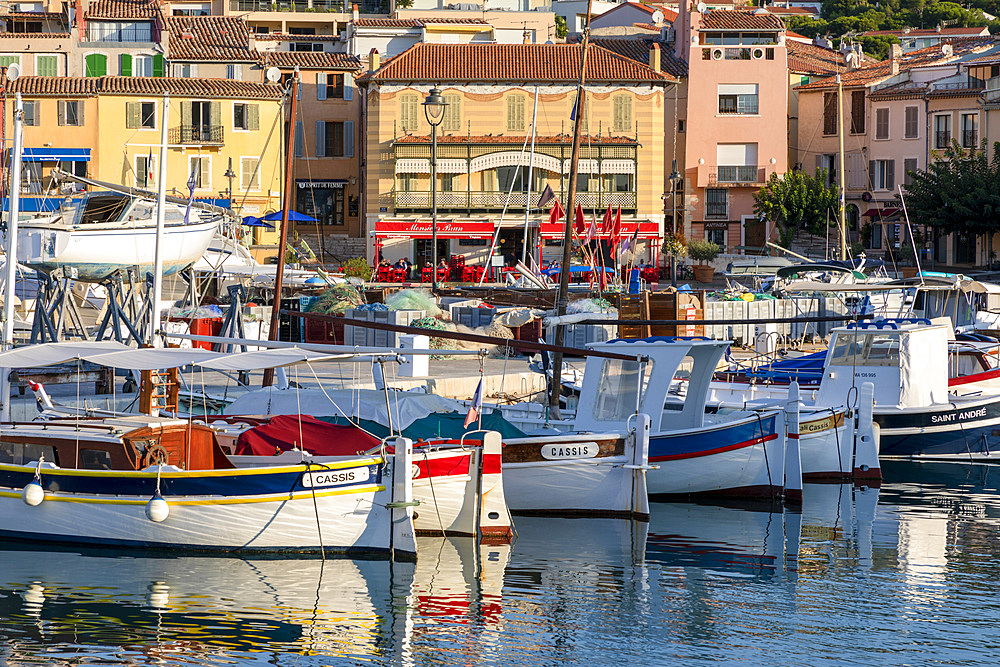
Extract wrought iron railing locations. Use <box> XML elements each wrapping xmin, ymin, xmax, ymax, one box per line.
<box><xmin>935</xmin><ymin>131</ymin><xmax>951</xmax><ymax>149</ymax></box>
<box><xmin>962</xmin><ymin>130</ymin><xmax>978</xmax><ymax>147</ymax></box>
<box><xmin>169</xmin><ymin>125</ymin><xmax>224</xmax><ymax>144</ymax></box>
<box><xmin>393</xmin><ymin>190</ymin><xmax>637</xmax><ymax>212</ymax></box>
<box><xmin>712</xmin><ymin>165</ymin><xmax>760</xmax><ymax>184</ymax></box>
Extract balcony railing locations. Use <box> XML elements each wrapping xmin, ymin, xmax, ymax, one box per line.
<box><xmin>169</xmin><ymin>124</ymin><xmax>224</xmax><ymax>145</ymax></box>
<box><xmin>712</xmin><ymin>165</ymin><xmax>760</xmax><ymax>184</ymax></box>
<box><xmin>935</xmin><ymin>131</ymin><xmax>951</xmax><ymax>149</ymax></box>
<box><xmin>394</xmin><ymin>190</ymin><xmax>637</xmax><ymax>212</ymax></box>
<box><xmin>230</xmin><ymin>0</ymin><xmax>384</xmax><ymax>10</ymax></box>
<box><xmin>962</xmin><ymin>130</ymin><xmax>978</xmax><ymax>147</ymax></box>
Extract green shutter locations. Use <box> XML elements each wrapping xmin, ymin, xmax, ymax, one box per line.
<box><xmin>120</xmin><ymin>53</ymin><xmax>132</xmax><ymax>77</ymax></box>
<box><xmin>85</xmin><ymin>54</ymin><xmax>107</xmax><ymax>77</ymax></box>
<box><xmin>210</xmin><ymin>101</ymin><xmax>221</xmax><ymax>133</ymax></box>
<box><xmin>180</xmin><ymin>101</ymin><xmax>192</xmax><ymax>128</ymax></box>
<box><xmin>152</xmin><ymin>54</ymin><xmax>164</xmax><ymax>77</ymax></box>
<box><xmin>248</xmin><ymin>104</ymin><xmax>259</xmax><ymax>131</ymax></box>
<box><xmin>36</xmin><ymin>56</ymin><xmax>57</xmax><ymax>77</ymax></box>
<box><xmin>126</xmin><ymin>102</ymin><xmax>139</xmax><ymax>129</ymax></box>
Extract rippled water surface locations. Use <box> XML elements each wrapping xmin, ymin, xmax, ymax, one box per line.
<box><xmin>4</xmin><ymin>461</ymin><xmax>1000</xmax><ymax>666</ymax></box>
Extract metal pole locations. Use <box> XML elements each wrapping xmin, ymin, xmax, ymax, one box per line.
<box><xmin>550</xmin><ymin>0</ymin><xmax>595</xmax><ymax>411</ymax></box>
<box><xmin>522</xmin><ymin>85</ymin><xmax>539</xmax><ymax>265</ymax></box>
<box><xmin>0</xmin><ymin>93</ymin><xmax>23</xmax><ymax>421</ymax></box>
<box><xmin>150</xmin><ymin>93</ymin><xmax>170</xmax><ymax>346</ymax></box>
<box><xmin>431</xmin><ymin>123</ymin><xmax>438</xmax><ymax>292</ymax></box>
<box><xmin>837</xmin><ymin>74</ymin><xmax>847</xmax><ymax>261</ymax></box>
<box><xmin>671</xmin><ymin>189</ymin><xmax>677</xmax><ymax>287</ymax></box>
<box><xmin>263</xmin><ymin>71</ymin><xmax>299</xmax><ymax>387</ymax></box>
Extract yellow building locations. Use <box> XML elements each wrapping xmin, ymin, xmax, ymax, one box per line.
<box><xmin>356</xmin><ymin>43</ymin><xmax>674</xmax><ymax>269</ymax></box>
<box><xmin>5</xmin><ymin>75</ymin><xmax>285</xmax><ymax>244</ymax></box>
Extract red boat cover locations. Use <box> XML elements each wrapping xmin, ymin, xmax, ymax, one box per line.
<box><xmin>234</xmin><ymin>414</ymin><xmax>381</xmax><ymax>457</ymax></box>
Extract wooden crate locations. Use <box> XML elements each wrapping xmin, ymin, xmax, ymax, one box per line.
<box><xmin>617</xmin><ymin>293</ymin><xmax>650</xmax><ymax>339</ymax></box>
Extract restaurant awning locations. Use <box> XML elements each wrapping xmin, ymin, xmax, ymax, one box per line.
<box><xmin>862</xmin><ymin>207</ymin><xmax>901</xmax><ymax>218</ymax></box>
<box><xmin>21</xmin><ymin>148</ymin><xmax>91</xmax><ymax>162</ymax></box>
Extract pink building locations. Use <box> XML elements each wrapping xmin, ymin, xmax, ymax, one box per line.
<box><xmin>672</xmin><ymin>5</ymin><xmax>789</xmax><ymax>252</ymax></box>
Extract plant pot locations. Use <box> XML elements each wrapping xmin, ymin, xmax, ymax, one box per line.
<box><xmin>692</xmin><ymin>265</ymin><xmax>715</xmax><ymax>283</ymax></box>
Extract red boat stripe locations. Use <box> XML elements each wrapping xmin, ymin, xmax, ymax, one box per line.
<box><xmin>949</xmin><ymin>368</ymin><xmax>1000</xmax><ymax>386</ymax></box>
<box><xmin>650</xmin><ymin>433</ymin><xmax>780</xmax><ymax>462</ymax></box>
<box><xmin>415</xmin><ymin>453</ymin><xmax>472</xmax><ymax>479</ymax></box>
<box><xmin>788</xmin><ymin>433</ymin><xmax>800</xmax><ymax>439</ymax></box>
<box><xmin>482</xmin><ymin>453</ymin><xmax>502</xmax><ymax>475</ymax></box>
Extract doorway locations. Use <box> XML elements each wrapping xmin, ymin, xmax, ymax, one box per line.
<box><xmin>497</xmin><ymin>229</ymin><xmax>525</xmax><ymax>267</ymax></box>
<box><xmin>415</xmin><ymin>238</ymin><xmax>449</xmax><ymax>271</ymax></box>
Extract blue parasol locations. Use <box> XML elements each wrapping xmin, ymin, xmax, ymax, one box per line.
<box><xmin>241</xmin><ymin>215</ymin><xmax>275</xmax><ymax>228</ymax></box>
<box><xmin>259</xmin><ymin>210</ymin><xmax>318</xmax><ymax>223</ymax></box>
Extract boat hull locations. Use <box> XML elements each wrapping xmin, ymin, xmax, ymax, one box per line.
<box><xmin>0</xmin><ymin>458</ymin><xmax>403</xmax><ymax>555</ymax></box>
<box><xmin>18</xmin><ymin>218</ymin><xmax>219</xmax><ymax>282</ymax></box>
<box><xmin>647</xmin><ymin>413</ymin><xmax>786</xmax><ymax>498</ymax></box>
<box><xmin>875</xmin><ymin>396</ymin><xmax>1000</xmax><ymax>461</ymax></box>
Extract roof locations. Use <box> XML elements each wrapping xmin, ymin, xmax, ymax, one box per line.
<box><xmin>765</xmin><ymin>6</ymin><xmax>818</xmax><ymax>15</ymax></box>
<box><xmin>3</xmin><ymin>11</ymin><xmax>66</xmax><ymax>20</ymax></box>
<box><xmin>353</xmin><ymin>17</ymin><xmax>489</xmax><ymax>28</ymax></box>
<box><xmin>787</xmin><ymin>40</ymin><xmax>844</xmax><ymax>76</ymax></box>
<box><xmin>0</xmin><ymin>31</ymin><xmax>71</xmax><ymax>38</ymax></box>
<box><xmin>864</xmin><ymin>26</ymin><xmax>990</xmax><ymax>38</ymax></box>
<box><xmin>594</xmin><ymin>2</ymin><xmax>678</xmax><ymax>23</ymax></box>
<box><xmin>589</xmin><ymin>36</ymin><xmax>688</xmax><ymax>77</ymax></box>
<box><xmin>166</xmin><ymin>16</ymin><xmax>255</xmax><ymax>62</ymax></box>
<box><xmin>359</xmin><ymin>42</ymin><xmax>675</xmax><ymax>83</ymax></box>
<box><xmin>6</xmin><ymin>76</ymin><xmax>283</xmax><ymax>99</ymax></box>
<box><xmin>632</xmin><ymin>22</ymin><xmax>660</xmax><ymax>31</ymax></box>
<box><xmin>699</xmin><ymin>9</ymin><xmax>785</xmax><ymax>31</ymax></box>
<box><xmin>84</xmin><ymin>0</ymin><xmax>160</xmax><ymax>20</ymax></box>
<box><xmin>394</xmin><ymin>134</ymin><xmax>638</xmax><ymax>145</ymax></box>
<box><xmin>260</xmin><ymin>51</ymin><xmax>361</xmax><ymax>70</ymax></box>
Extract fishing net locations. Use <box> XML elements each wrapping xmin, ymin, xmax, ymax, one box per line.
<box><xmin>306</xmin><ymin>284</ymin><xmax>365</xmax><ymax>315</ymax></box>
<box><xmin>386</xmin><ymin>289</ymin><xmax>443</xmax><ymax>317</ymax></box>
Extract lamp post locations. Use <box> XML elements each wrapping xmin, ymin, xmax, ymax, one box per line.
<box><xmin>422</xmin><ymin>87</ymin><xmax>447</xmax><ymax>291</ymax></box>
<box><xmin>668</xmin><ymin>160</ymin><xmax>682</xmax><ymax>287</ymax></box>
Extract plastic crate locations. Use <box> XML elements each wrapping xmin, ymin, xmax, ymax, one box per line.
<box><xmin>546</xmin><ymin>323</ymin><xmax>616</xmax><ymax>351</ymax></box>
<box><xmin>168</xmin><ymin>317</ymin><xmax>224</xmax><ymax>350</ymax></box>
<box><xmin>453</xmin><ymin>305</ymin><xmax>496</xmax><ymax>329</ymax></box>
<box><xmin>343</xmin><ymin>309</ymin><xmax>426</xmax><ymax>348</ymax></box>
<box><xmin>304</xmin><ymin>314</ymin><xmax>344</xmax><ymax>344</ymax></box>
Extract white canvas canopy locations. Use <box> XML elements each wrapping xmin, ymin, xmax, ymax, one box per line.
<box><xmin>0</xmin><ymin>341</ymin><xmax>131</xmax><ymax>367</ymax></box>
<box><xmin>195</xmin><ymin>348</ymin><xmax>353</xmax><ymax>371</ymax></box>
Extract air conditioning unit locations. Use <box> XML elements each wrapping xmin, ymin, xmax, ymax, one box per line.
<box><xmin>711</xmin><ymin>47</ymin><xmax>724</xmax><ymax>60</ymax></box>
<box><xmin>752</xmin><ymin>47</ymin><xmax>765</xmax><ymax>60</ymax></box>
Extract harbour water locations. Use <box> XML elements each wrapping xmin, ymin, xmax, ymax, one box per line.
<box><xmin>3</xmin><ymin>462</ymin><xmax>1000</xmax><ymax>666</ymax></box>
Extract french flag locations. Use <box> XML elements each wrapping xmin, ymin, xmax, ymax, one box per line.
<box><xmin>464</xmin><ymin>378</ymin><xmax>484</xmax><ymax>429</ymax></box>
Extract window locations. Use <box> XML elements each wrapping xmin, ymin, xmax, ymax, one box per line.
<box><xmin>80</xmin><ymin>449</ymin><xmax>113</xmax><ymax>470</ymax></box>
<box><xmin>317</xmin><ymin>73</ymin><xmax>351</xmax><ymax>100</ymax></box>
<box><xmin>706</xmin><ymin>188</ymin><xmax>728</xmax><ymax>218</ymax></box>
<box><xmin>443</xmin><ymin>94</ymin><xmax>461</xmax><ymax>132</ymax></box>
<box><xmin>87</xmin><ymin>20</ymin><xmax>153</xmax><ymax>42</ymax></box>
<box><xmin>0</xmin><ymin>442</ymin><xmax>55</xmax><ymax>465</ymax></box>
<box><xmin>507</xmin><ymin>94</ymin><xmax>526</xmax><ymax>131</ymax></box>
<box><xmin>850</xmin><ymin>90</ymin><xmax>865</xmax><ymax>133</ymax></box>
<box><xmin>823</xmin><ymin>92</ymin><xmax>838</xmax><ymax>135</ymax></box>
<box><xmin>717</xmin><ymin>84</ymin><xmax>758</xmax><ymax>115</ymax></box>
<box><xmin>716</xmin><ymin>142</ymin><xmax>757</xmax><ymax>182</ymax></box>
<box><xmin>241</xmin><ymin>157</ymin><xmax>260</xmax><ymax>191</ymax></box>
<box><xmin>0</xmin><ymin>55</ymin><xmax>19</xmax><ymax>68</ymax></box>
<box><xmin>315</xmin><ymin>121</ymin><xmax>354</xmax><ymax>158</ymax></box>
<box><xmin>904</xmin><ymin>105</ymin><xmax>919</xmax><ymax>139</ymax></box>
<box><xmin>398</xmin><ymin>174</ymin><xmax>416</xmax><ymax>192</ymax></box>
<box><xmin>934</xmin><ymin>114</ymin><xmax>951</xmax><ymax>148</ymax></box>
<box><xmin>961</xmin><ymin>113</ymin><xmax>978</xmax><ymax>148</ymax></box>
<box><xmin>233</xmin><ymin>103</ymin><xmax>258</xmax><ymax>131</ymax></box>
<box><xmin>815</xmin><ymin>153</ymin><xmax>836</xmax><ymax>187</ymax></box>
<box><xmin>607</xmin><ymin>173</ymin><xmax>633</xmax><ymax>192</ymax></box>
<box><xmin>903</xmin><ymin>157</ymin><xmax>918</xmax><ymax>187</ymax></box>
<box><xmin>290</xmin><ymin>42</ymin><xmax>323</xmax><ymax>52</ymax></box>
<box><xmin>678</xmin><ymin>119</ymin><xmax>686</xmax><ymax>132</ymax></box>
<box><xmin>133</xmin><ymin>55</ymin><xmax>153</xmax><ymax>77</ymax></box>
<box><xmin>399</xmin><ymin>94</ymin><xmax>418</xmax><ymax>133</ymax></box>
<box><xmin>188</xmin><ymin>156</ymin><xmax>210</xmax><ymax>189</ymax></box>
<box><xmin>22</xmin><ymin>101</ymin><xmax>39</xmax><ymax>126</ymax></box>
<box><xmin>870</xmin><ymin>159</ymin><xmax>895</xmax><ymax>191</ymax></box>
<box><xmin>613</xmin><ymin>94</ymin><xmax>633</xmax><ymax>131</ymax></box>
<box><xmin>706</xmin><ymin>228</ymin><xmax>725</xmax><ymax>246</ymax></box>
<box><xmin>126</xmin><ymin>101</ymin><xmax>156</xmax><ymax>129</ymax></box>
<box><xmin>875</xmin><ymin>108</ymin><xmax>889</xmax><ymax>140</ymax></box>
<box><xmin>442</xmin><ymin>174</ymin><xmax>455</xmax><ymax>192</ymax></box>
<box><xmin>58</xmin><ymin>100</ymin><xmax>83</xmax><ymax>126</ymax></box>
<box><xmin>226</xmin><ymin>64</ymin><xmax>242</xmax><ymax>80</ymax></box>
<box><xmin>136</xmin><ymin>154</ymin><xmax>156</xmax><ymax>188</ymax></box>
<box><xmin>591</xmin><ymin>359</ymin><xmax>651</xmax><ymax>423</ymax></box>
<box><xmin>35</xmin><ymin>55</ymin><xmax>57</xmax><ymax>77</ymax></box>
<box><xmin>173</xmin><ymin>63</ymin><xmax>195</xmax><ymax>77</ymax></box>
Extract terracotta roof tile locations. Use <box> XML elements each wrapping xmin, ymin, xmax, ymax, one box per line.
<box><xmin>84</xmin><ymin>0</ymin><xmax>160</xmax><ymax>20</ymax></box>
<box><xmin>589</xmin><ymin>37</ymin><xmax>687</xmax><ymax>77</ymax></box>
<box><xmin>395</xmin><ymin>134</ymin><xmax>638</xmax><ymax>145</ymax></box>
<box><xmin>261</xmin><ymin>51</ymin><xmax>361</xmax><ymax>70</ymax></box>
<box><xmin>787</xmin><ymin>40</ymin><xmax>844</xmax><ymax>76</ymax></box>
<box><xmin>360</xmin><ymin>42</ymin><xmax>674</xmax><ymax>83</ymax></box>
<box><xmin>6</xmin><ymin>75</ymin><xmax>283</xmax><ymax>99</ymax></box>
<box><xmin>167</xmin><ymin>16</ymin><xmax>254</xmax><ymax>62</ymax></box>
<box><xmin>699</xmin><ymin>9</ymin><xmax>784</xmax><ymax>31</ymax></box>
<box><xmin>632</xmin><ymin>22</ymin><xmax>659</xmax><ymax>31</ymax></box>
<box><xmin>353</xmin><ymin>17</ymin><xmax>489</xmax><ymax>28</ymax></box>
<box><xmin>0</xmin><ymin>31</ymin><xmax>71</xmax><ymax>38</ymax></box>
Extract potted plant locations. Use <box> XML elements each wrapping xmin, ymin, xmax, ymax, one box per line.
<box><xmin>686</xmin><ymin>239</ymin><xmax>720</xmax><ymax>283</ymax></box>
<box><xmin>661</xmin><ymin>233</ymin><xmax>687</xmax><ymax>284</ymax></box>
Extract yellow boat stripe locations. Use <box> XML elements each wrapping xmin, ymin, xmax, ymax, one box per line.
<box><xmin>0</xmin><ymin>458</ymin><xmax>383</xmax><ymax>478</ymax></box>
<box><xmin>0</xmin><ymin>484</ymin><xmax>386</xmax><ymax>506</ymax></box>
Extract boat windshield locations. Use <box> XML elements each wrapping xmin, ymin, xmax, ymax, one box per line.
<box><xmin>79</xmin><ymin>194</ymin><xmax>132</xmax><ymax>224</ymax></box>
<box><xmin>828</xmin><ymin>332</ymin><xmax>901</xmax><ymax>367</ymax></box>
<box><xmin>591</xmin><ymin>358</ymin><xmax>653</xmax><ymax>422</ymax></box>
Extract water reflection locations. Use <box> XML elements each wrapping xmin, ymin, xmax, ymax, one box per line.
<box><xmin>4</xmin><ymin>472</ymin><xmax>1000</xmax><ymax>664</ymax></box>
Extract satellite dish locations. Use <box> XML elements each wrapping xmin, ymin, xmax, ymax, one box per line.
<box><xmin>696</xmin><ymin>2</ymin><xmax>707</xmax><ymax>13</ymax></box>
<box><xmin>265</xmin><ymin>66</ymin><xmax>281</xmax><ymax>83</ymax></box>
<box><xmin>6</xmin><ymin>62</ymin><xmax>21</xmax><ymax>82</ymax></box>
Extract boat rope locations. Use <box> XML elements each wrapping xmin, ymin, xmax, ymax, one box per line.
<box><xmin>951</xmin><ymin>400</ymin><xmax>976</xmax><ymax>462</ymax></box>
<box><xmin>303</xmin><ymin>460</ymin><xmax>326</xmax><ymax>561</ymax></box>
<box><xmin>828</xmin><ymin>407</ymin><xmax>847</xmax><ymax>478</ymax></box>
<box><xmin>303</xmin><ymin>360</ymin><xmax>355</xmax><ymax>426</ymax></box>
<box><xmin>295</xmin><ymin>364</ymin><xmax>305</xmax><ymax>453</ymax></box>
<box><xmin>422</xmin><ymin>449</ymin><xmax>447</xmax><ymax>537</ymax></box>
<box><xmin>74</xmin><ymin>359</ymin><xmax>81</xmax><ymax>468</ymax></box>
<box><xmin>754</xmin><ymin>411</ymin><xmax>773</xmax><ymax>491</ymax></box>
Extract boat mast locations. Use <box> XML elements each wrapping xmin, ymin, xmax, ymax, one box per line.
<box><xmin>0</xmin><ymin>91</ymin><xmax>24</xmax><ymax>421</ymax></box>
<box><xmin>549</xmin><ymin>0</ymin><xmax>594</xmax><ymax>411</ymax></box>
<box><xmin>837</xmin><ymin>73</ymin><xmax>846</xmax><ymax>261</ymax></box>
<box><xmin>522</xmin><ymin>84</ymin><xmax>539</xmax><ymax>265</ymax></box>
<box><xmin>150</xmin><ymin>93</ymin><xmax>170</xmax><ymax>346</ymax></box>
<box><xmin>263</xmin><ymin>70</ymin><xmax>299</xmax><ymax>387</ymax></box>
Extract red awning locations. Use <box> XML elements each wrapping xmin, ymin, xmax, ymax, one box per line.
<box><xmin>862</xmin><ymin>208</ymin><xmax>901</xmax><ymax>218</ymax></box>
<box><xmin>374</xmin><ymin>220</ymin><xmax>495</xmax><ymax>238</ymax></box>
<box><xmin>235</xmin><ymin>415</ymin><xmax>380</xmax><ymax>456</ymax></box>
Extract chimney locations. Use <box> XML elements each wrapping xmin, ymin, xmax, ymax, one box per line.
<box><xmin>352</xmin><ymin>3</ymin><xmax>359</xmax><ymax>21</ymax></box>
<box><xmin>890</xmin><ymin>43</ymin><xmax>902</xmax><ymax>60</ymax></box>
<box><xmin>650</xmin><ymin>42</ymin><xmax>661</xmax><ymax>72</ymax></box>
<box><xmin>891</xmin><ymin>59</ymin><xmax>899</xmax><ymax>75</ymax></box>
<box><xmin>369</xmin><ymin>48</ymin><xmax>380</xmax><ymax>72</ymax></box>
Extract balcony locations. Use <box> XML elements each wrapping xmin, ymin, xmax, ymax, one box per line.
<box><xmin>169</xmin><ymin>125</ymin><xmax>224</xmax><ymax>145</ymax></box>
<box><xmin>711</xmin><ymin>165</ymin><xmax>761</xmax><ymax>185</ymax></box>
<box><xmin>230</xmin><ymin>0</ymin><xmax>381</xmax><ymax>10</ymax></box>
<box><xmin>393</xmin><ymin>190</ymin><xmax>637</xmax><ymax>213</ymax></box>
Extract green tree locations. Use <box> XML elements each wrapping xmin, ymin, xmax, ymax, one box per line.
<box><xmin>903</xmin><ymin>141</ymin><xmax>1000</xmax><ymax>241</ymax></box>
<box><xmin>752</xmin><ymin>169</ymin><xmax>840</xmax><ymax>248</ymax></box>
<box><xmin>555</xmin><ymin>15</ymin><xmax>568</xmax><ymax>39</ymax></box>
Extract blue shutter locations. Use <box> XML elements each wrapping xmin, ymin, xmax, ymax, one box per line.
<box><xmin>294</xmin><ymin>120</ymin><xmax>304</xmax><ymax>157</ymax></box>
<box><xmin>344</xmin><ymin>120</ymin><xmax>354</xmax><ymax>158</ymax></box>
<box><xmin>316</xmin><ymin>73</ymin><xmax>327</xmax><ymax>101</ymax></box>
<box><xmin>315</xmin><ymin>120</ymin><xmax>325</xmax><ymax>157</ymax></box>
<box><xmin>344</xmin><ymin>72</ymin><xmax>354</xmax><ymax>101</ymax></box>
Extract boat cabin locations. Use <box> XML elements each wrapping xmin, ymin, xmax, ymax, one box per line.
<box><xmin>0</xmin><ymin>417</ymin><xmax>233</xmax><ymax>471</ymax></box>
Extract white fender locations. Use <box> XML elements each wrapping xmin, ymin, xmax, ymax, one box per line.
<box><xmin>390</xmin><ymin>436</ymin><xmax>417</xmax><ymax>561</ymax></box>
<box><xmin>477</xmin><ymin>431</ymin><xmax>514</xmax><ymax>543</ymax></box>
<box><xmin>627</xmin><ymin>413</ymin><xmax>651</xmax><ymax>519</ymax></box>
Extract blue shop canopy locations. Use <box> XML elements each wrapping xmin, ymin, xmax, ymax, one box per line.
<box><xmin>21</xmin><ymin>148</ymin><xmax>91</xmax><ymax>162</ymax></box>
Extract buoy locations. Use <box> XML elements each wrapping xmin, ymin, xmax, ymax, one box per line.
<box><xmin>22</xmin><ymin>480</ymin><xmax>44</xmax><ymax>506</ymax></box>
<box><xmin>145</xmin><ymin>493</ymin><xmax>169</xmax><ymax>522</ymax></box>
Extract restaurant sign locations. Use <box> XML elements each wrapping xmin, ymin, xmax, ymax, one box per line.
<box><xmin>375</xmin><ymin>220</ymin><xmax>495</xmax><ymax>238</ymax></box>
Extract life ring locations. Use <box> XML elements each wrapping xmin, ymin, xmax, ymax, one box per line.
<box><xmin>141</xmin><ymin>443</ymin><xmax>169</xmax><ymax>469</ymax></box>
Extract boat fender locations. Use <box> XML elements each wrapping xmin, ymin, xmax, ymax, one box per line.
<box><xmin>21</xmin><ymin>480</ymin><xmax>44</xmax><ymax>506</ymax></box>
<box><xmin>27</xmin><ymin>381</ymin><xmax>53</xmax><ymax>410</ymax></box>
<box><xmin>146</xmin><ymin>493</ymin><xmax>169</xmax><ymax>522</ymax></box>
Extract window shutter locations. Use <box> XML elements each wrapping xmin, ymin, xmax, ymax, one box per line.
<box><xmin>242</xmin><ymin>158</ymin><xmax>257</xmax><ymax>190</ymax></box>
<box><xmin>78</xmin><ymin>102</ymin><xmax>84</xmax><ymax>127</ymax></box>
<box><xmin>443</xmin><ymin>94</ymin><xmax>460</xmax><ymax>131</ymax></box>
<box><xmin>886</xmin><ymin>160</ymin><xmax>895</xmax><ymax>190</ymax></box>
<box><xmin>294</xmin><ymin>120</ymin><xmax>304</xmax><ymax>157</ymax></box>
<box><xmin>317</xmin><ymin>73</ymin><xmax>327</xmax><ymax>100</ymax></box>
<box><xmin>815</xmin><ymin>154</ymin><xmax>823</xmax><ymax>177</ymax></box>
<box><xmin>200</xmin><ymin>159</ymin><xmax>210</xmax><ymax>189</ymax></box>
<box><xmin>248</xmin><ymin>104</ymin><xmax>259</xmax><ymax>131</ymax></box>
<box><xmin>344</xmin><ymin>120</ymin><xmax>354</xmax><ymax>158</ymax></box>
<box><xmin>517</xmin><ymin>96</ymin><xmax>525</xmax><ymax>130</ymax></box>
<box><xmin>126</xmin><ymin>102</ymin><xmax>139</xmax><ymax>129</ymax></box>
<box><xmin>315</xmin><ymin>120</ymin><xmax>326</xmax><ymax>157</ymax></box>
<box><xmin>869</xmin><ymin>160</ymin><xmax>876</xmax><ymax>189</ymax></box>
<box><xmin>180</xmin><ymin>101</ymin><xmax>192</xmax><ymax>128</ymax></box>
<box><xmin>120</xmin><ymin>53</ymin><xmax>132</xmax><ymax>76</ymax></box>
<box><xmin>344</xmin><ymin>72</ymin><xmax>354</xmax><ymax>101</ymax></box>
<box><xmin>57</xmin><ymin>100</ymin><xmax>65</xmax><ymax>126</ymax></box>
<box><xmin>210</xmin><ymin>101</ymin><xmax>222</xmax><ymax>132</ymax></box>
<box><xmin>152</xmin><ymin>54</ymin><xmax>164</xmax><ymax>77</ymax></box>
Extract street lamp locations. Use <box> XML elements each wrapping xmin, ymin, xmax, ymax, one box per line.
<box><xmin>668</xmin><ymin>159</ymin><xmax>682</xmax><ymax>288</ymax></box>
<box><xmin>423</xmin><ymin>87</ymin><xmax>447</xmax><ymax>291</ymax></box>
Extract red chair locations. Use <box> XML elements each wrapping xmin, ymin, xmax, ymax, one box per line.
<box><xmin>377</xmin><ymin>267</ymin><xmax>393</xmax><ymax>282</ymax></box>
<box><xmin>461</xmin><ymin>266</ymin><xmax>475</xmax><ymax>282</ymax></box>
<box><xmin>421</xmin><ymin>267</ymin><xmax>433</xmax><ymax>282</ymax></box>
<box><xmin>437</xmin><ymin>267</ymin><xmax>449</xmax><ymax>282</ymax></box>
<box><xmin>392</xmin><ymin>268</ymin><xmax>406</xmax><ymax>283</ymax></box>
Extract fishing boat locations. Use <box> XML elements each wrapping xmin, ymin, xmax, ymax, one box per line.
<box><xmin>17</xmin><ymin>172</ymin><xmax>222</xmax><ymax>283</ymax></box>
